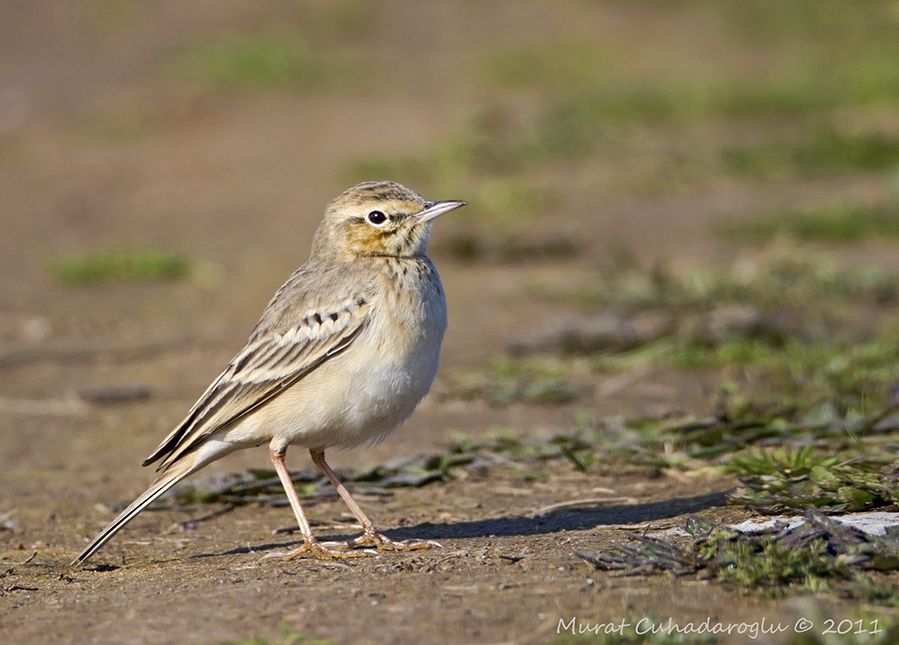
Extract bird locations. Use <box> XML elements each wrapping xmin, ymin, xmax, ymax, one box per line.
<box><xmin>72</xmin><ymin>180</ymin><xmax>466</xmax><ymax>564</ymax></box>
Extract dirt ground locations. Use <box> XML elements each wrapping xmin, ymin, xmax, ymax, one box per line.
<box><xmin>1</xmin><ymin>2</ymin><xmax>896</xmax><ymax>644</ymax></box>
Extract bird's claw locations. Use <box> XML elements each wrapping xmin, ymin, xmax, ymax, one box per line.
<box><xmin>268</xmin><ymin>540</ymin><xmax>373</xmax><ymax>561</ymax></box>
<box><xmin>263</xmin><ymin>533</ymin><xmax>440</xmax><ymax>561</ymax></box>
<box><xmin>351</xmin><ymin>531</ymin><xmax>442</xmax><ymax>552</ymax></box>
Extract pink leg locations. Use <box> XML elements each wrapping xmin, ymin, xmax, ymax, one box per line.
<box><xmin>270</xmin><ymin>449</ymin><xmax>366</xmax><ymax>560</ymax></box>
<box><xmin>311</xmin><ymin>449</ymin><xmax>440</xmax><ymax>552</ymax></box>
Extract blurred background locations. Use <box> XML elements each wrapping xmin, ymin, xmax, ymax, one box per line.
<box><xmin>1</xmin><ymin>1</ymin><xmax>897</xmax><ymax>642</ymax></box>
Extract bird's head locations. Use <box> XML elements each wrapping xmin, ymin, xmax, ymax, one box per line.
<box><xmin>312</xmin><ymin>180</ymin><xmax>466</xmax><ymax>260</ymax></box>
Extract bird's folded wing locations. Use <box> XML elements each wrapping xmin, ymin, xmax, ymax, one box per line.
<box><xmin>144</xmin><ymin>298</ymin><xmax>370</xmax><ymax>471</ymax></box>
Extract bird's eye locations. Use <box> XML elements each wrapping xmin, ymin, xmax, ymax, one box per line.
<box><xmin>367</xmin><ymin>210</ymin><xmax>387</xmax><ymax>226</ymax></box>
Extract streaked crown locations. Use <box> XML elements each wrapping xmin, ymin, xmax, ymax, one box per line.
<box><xmin>311</xmin><ymin>180</ymin><xmax>465</xmax><ymax>260</ymax></box>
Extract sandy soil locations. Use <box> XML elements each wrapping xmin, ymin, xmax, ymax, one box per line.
<box><xmin>1</xmin><ymin>2</ymin><xmax>895</xmax><ymax>643</ymax></box>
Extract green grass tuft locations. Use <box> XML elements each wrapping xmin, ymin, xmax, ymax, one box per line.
<box><xmin>571</xmin><ymin>249</ymin><xmax>898</xmax><ymax>314</ymax></box>
<box><xmin>721</xmin><ymin>203</ymin><xmax>899</xmax><ymax>243</ymax></box>
<box><xmin>727</xmin><ymin>447</ymin><xmax>899</xmax><ymax>513</ymax></box>
<box><xmin>49</xmin><ymin>248</ymin><xmax>191</xmax><ymax>286</ymax></box>
<box><xmin>175</xmin><ymin>34</ymin><xmax>322</xmax><ymax>91</ymax></box>
<box><xmin>579</xmin><ymin>511</ymin><xmax>899</xmax><ymax>599</ymax></box>
<box><xmin>226</xmin><ymin>625</ymin><xmax>332</xmax><ymax>645</ymax></box>
<box><xmin>481</xmin><ymin>42</ymin><xmax>608</xmax><ymax>90</ymax></box>
<box><xmin>446</xmin><ymin>357</ymin><xmax>591</xmax><ymax>406</ymax></box>
<box><xmin>724</xmin><ymin>127</ymin><xmax>899</xmax><ymax>177</ymax></box>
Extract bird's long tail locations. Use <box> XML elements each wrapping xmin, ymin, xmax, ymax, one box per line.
<box><xmin>71</xmin><ymin>458</ymin><xmax>197</xmax><ymax>566</ymax></box>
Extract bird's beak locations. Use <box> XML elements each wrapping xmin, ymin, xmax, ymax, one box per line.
<box><xmin>415</xmin><ymin>200</ymin><xmax>467</xmax><ymax>224</ymax></box>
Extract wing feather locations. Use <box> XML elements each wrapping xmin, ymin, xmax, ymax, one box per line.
<box><xmin>144</xmin><ymin>294</ymin><xmax>369</xmax><ymax>471</ymax></box>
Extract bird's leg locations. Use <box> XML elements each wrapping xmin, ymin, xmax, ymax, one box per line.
<box><xmin>310</xmin><ymin>449</ymin><xmax>439</xmax><ymax>552</ymax></box>
<box><xmin>269</xmin><ymin>448</ymin><xmax>367</xmax><ymax>560</ymax></box>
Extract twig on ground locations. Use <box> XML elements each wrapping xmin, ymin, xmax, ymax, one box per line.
<box><xmin>532</xmin><ymin>496</ymin><xmax>638</xmax><ymax>516</ymax></box>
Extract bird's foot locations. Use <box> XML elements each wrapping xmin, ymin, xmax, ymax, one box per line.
<box><xmin>275</xmin><ymin>540</ymin><xmax>373</xmax><ymax>561</ymax></box>
<box><xmin>351</xmin><ymin>530</ymin><xmax>442</xmax><ymax>552</ymax></box>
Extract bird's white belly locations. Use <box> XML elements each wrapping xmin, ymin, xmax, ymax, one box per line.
<box><xmin>223</xmin><ymin>288</ymin><xmax>446</xmax><ymax>452</ymax></box>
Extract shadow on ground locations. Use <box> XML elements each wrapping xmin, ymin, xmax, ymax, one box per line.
<box><xmin>190</xmin><ymin>490</ymin><xmax>729</xmax><ymax>559</ymax></box>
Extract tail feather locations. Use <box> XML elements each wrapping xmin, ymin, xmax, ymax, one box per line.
<box><xmin>71</xmin><ymin>459</ymin><xmax>196</xmax><ymax>566</ymax></box>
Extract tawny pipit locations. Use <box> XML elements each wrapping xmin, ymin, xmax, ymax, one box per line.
<box><xmin>73</xmin><ymin>180</ymin><xmax>465</xmax><ymax>564</ymax></box>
